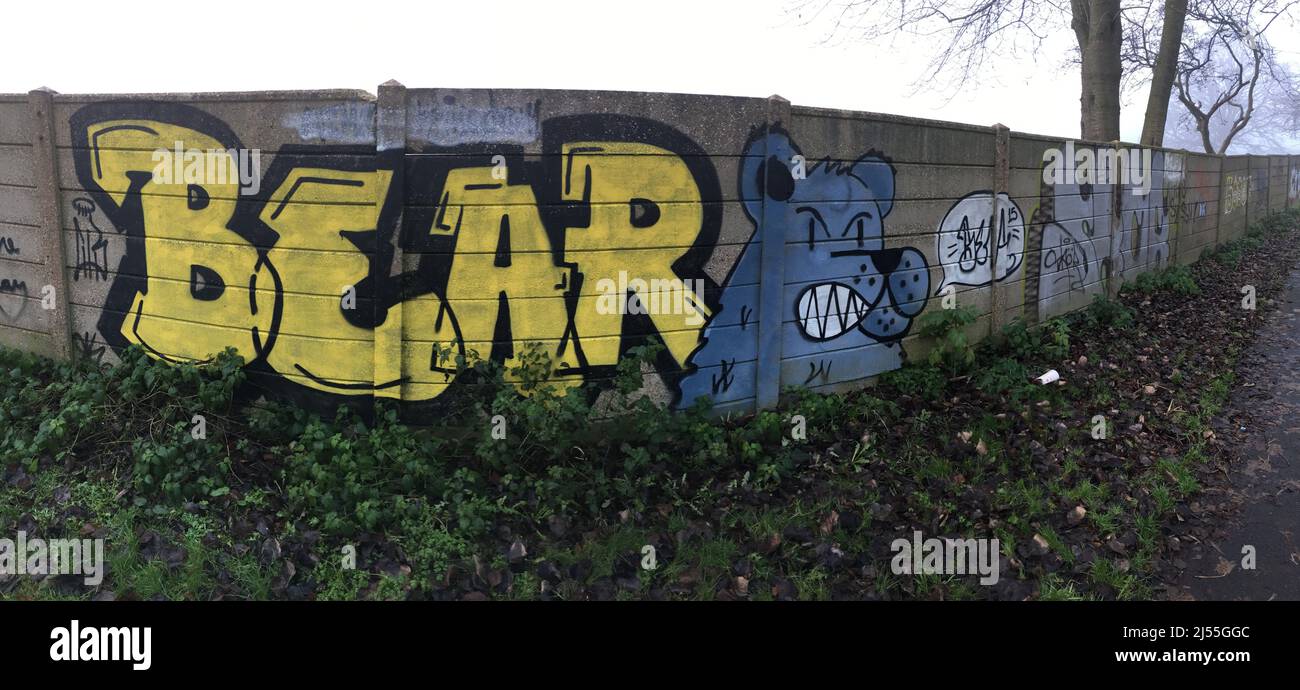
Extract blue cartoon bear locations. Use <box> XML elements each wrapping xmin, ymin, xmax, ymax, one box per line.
<box><xmin>678</xmin><ymin>125</ymin><xmax>930</xmax><ymax>410</ymax></box>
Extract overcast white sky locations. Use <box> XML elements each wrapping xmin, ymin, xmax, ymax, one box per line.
<box><xmin>1</xmin><ymin>0</ymin><xmax>1292</xmax><ymax>145</ymax></box>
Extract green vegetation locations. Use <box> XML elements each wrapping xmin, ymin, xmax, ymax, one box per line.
<box><xmin>1082</xmin><ymin>294</ymin><xmax>1135</xmax><ymax>330</ymax></box>
<box><xmin>915</xmin><ymin>305</ymin><xmax>980</xmax><ymax>374</ymax></box>
<box><xmin>1124</xmin><ymin>264</ymin><xmax>1201</xmax><ymax>296</ymax></box>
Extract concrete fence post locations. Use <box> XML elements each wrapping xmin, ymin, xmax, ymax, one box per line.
<box><xmin>1107</xmin><ymin>139</ymin><xmax>1124</xmax><ymax>298</ymax></box>
<box><xmin>1247</xmin><ymin>155</ymin><xmax>1254</xmax><ymax>224</ymax></box>
<box><xmin>1284</xmin><ymin>156</ymin><xmax>1294</xmax><ymax>207</ymax></box>
<box><xmin>1168</xmin><ymin>148</ymin><xmax>1181</xmax><ymax>268</ymax></box>
<box><xmin>1249</xmin><ymin>155</ymin><xmax>1263</xmax><ymax>227</ymax></box>
<box><xmin>1284</xmin><ymin>155</ymin><xmax>1294</xmax><ymax>209</ymax></box>
<box><xmin>374</xmin><ymin>80</ymin><xmax>406</xmax><ymax>415</ymax></box>
<box><xmin>1243</xmin><ymin>155</ymin><xmax>1250</xmax><ymax>231</ymax></box>
<box><xmin>988</xmin><ymin>124</ymin><xmax>1010</xmax><ymax>337</ymax></box>
<box><xmin>754</xmin><ymin>94</ymin><xmax>792</xmax><ymax>410</ymax></box>
<box><xmin>1252</xmin><ymin>155</ymin><xmax>1262</xmax><ymax>225</ymax></box>
<box><xmin>27</xmin><ymin>87</ymin><xmax>71</xmax><ymax>361</ymax></box>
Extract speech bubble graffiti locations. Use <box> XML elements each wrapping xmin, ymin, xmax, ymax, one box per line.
<box><xmin>936</xmin><ymin>191</ymin><xmax>1025</xmax><ymax>293</ymax></box>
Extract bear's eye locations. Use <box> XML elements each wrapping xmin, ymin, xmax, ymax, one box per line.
<box><xmin>844</xmin><ymin>212</ymin><xmax>874</xmax><ymax>246</ymax></box>
<box><xmin>795</xmin><ymin>207</ymin><xmax>827</xmax><ymax>249</ymax></box>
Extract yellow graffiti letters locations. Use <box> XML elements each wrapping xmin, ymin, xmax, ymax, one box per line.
<box><xmin>75</xmin><ymin>107</ymin><xmax>718</xmax><ymax>408</ymax></box>
<box><xmin>562</xmin><ymin>142</ymin><xmax>710</xmax><ymax>368</ymax></box>
<box><xmin>259</xmin><ymin>166</ymin><xmax>395</xmax><ymax>394</ymax></box>
<box><xmin>437</xmin><ymin>166</ymin><xmax>582</xmax><ymax>394</ymax></box>
<box><xmin>81</xmin><ymin>119</ymin><xmax>272</xmax><ymax>364</ymax></box>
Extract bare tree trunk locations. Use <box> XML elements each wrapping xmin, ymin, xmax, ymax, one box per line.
<box><xmin>1140</xmin><ymin>0</ymin><xmax>1188</xmax><ymax>146</ymax></box>
<box><xmin>1073</xmin><ymin>0</ymin><xmax>1124</xmax><ymax>141</ymax></box>
<box><xmin>1197</xmin><ymin>117</ymin><xmax>1216</xmax><ymax>153</ymax></box>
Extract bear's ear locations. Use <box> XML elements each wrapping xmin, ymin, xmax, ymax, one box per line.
<box><xmin>739</xmin><ymin>126</ymin><xmax>801</xmax><ymax>224</ymax></box>
<box><xmin>848</xmin><ymin>154</ymin><xmax>896</xmax><ymax>219</ymax></box>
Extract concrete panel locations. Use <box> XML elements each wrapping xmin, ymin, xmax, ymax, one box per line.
<box><xmin>0</xmin><ymin>145</ymin><xmax>33</xmax><ymax>187</ymax></box>
<box><xmin>0</xmin><ymin>100</ymin><xmax>30</xmax><ymax>146</ymax></box>
<box><xmin>0</xmin><ymin>183</ymin><xmax>38</xmax><ymax>226</ymax></box>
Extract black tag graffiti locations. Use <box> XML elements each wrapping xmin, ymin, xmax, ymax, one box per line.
<box><xmin>72</xmin><ymin>197</ymin><xmax>110</xmax><ymax>282</ymax></box>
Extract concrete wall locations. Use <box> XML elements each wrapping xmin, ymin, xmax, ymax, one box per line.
<box><xmin>0</xmin><ymin>95</ymin><xmax>50</xmax><ymax>356</ymax></box>
<box><xmin>0</xmin><ymin>84</ymin><xmax>1295</xmax><ymax>419</ymax></box>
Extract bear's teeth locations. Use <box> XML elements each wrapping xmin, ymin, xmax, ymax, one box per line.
<box><xmin>798</xmin><ymin>283</ymin><xmax>871</xmax><ymax>340</ymax></box>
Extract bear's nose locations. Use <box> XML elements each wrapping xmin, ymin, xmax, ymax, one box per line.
<box><xmin>871</xmin><ymin>247</ymin><xmax>904</xmax><ymax>275</ymax></box>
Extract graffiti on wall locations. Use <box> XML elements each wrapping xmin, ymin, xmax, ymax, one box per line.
<box><xmin>59</xmin><ymin>100</ymin><xmax>1231</xmax><ymax>416</ymax></box>
<box><xmin>1026</xmin><ymin>145</ymin><xmax>1182</xmax><ymax>321</ymax></box>
<box><xmin>1025</xmin><ymin>157</ymin><xmax>1107</xmax><ymax>321</ymax></box>
<box><xmin>70</xmin><ymin>102</ymin><xmax>723</xmax><ymax>409</ymax></box>
<box><xmin>935</xmin><ymin>191</ymin><xmax>1024</xmax><ymax>293</ymax></box>
<box><xmin>73</xmin><ymin>330</ymin><xmax>106</xmax><ymax>363</ymax></box>
<box><xmin>70</xmin><ymin>197</ymin><xmax>111</xmax><ymax>282</ymax></box>
<box><xmin>679</xmin><ymin>125</ymin><xmax>930</xmax><ymax>405</ymax></box>
<box><xmin>1113</xmin><ymin>151</ymin><xmax>1176</xmax><ymax>282</ymax></box>
<box><xmin>1223</xmin><ymin>173</ymin><xmax>1248</xmax><ymax>215</ymax></box>
<box><xmin>0</xmin><ymin>278</ymin><xmax>27</xmax><ymax>322</ymax></box>
<box><xmin>1251</xmin><ymin>168</ymin><xmax>1268</xmax><ymax>208</ymax></box>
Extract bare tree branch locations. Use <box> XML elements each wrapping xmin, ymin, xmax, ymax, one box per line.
<box><xmin>1163</xmin><ymin>0</ymin><xmax>1299</xmax><ymax>153</ymax></box>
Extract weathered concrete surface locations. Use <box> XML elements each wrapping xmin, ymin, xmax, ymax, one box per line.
<box><xmin>1171</xmin><ymin>271</ymin><xmax>1300</xmax><ymax>600</ymax></box>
